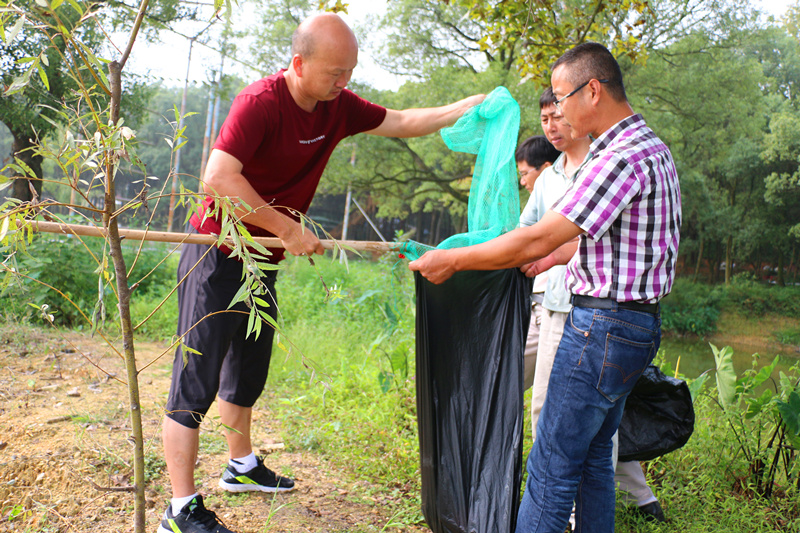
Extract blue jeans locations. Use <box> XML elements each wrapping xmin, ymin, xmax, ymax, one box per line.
<box><xmin>516</xmin><ymin>305</ymin><xmax>661</xmax><ymax>533</ymax></box>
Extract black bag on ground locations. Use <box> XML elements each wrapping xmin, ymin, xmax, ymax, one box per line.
<box><xmin>618</xmin><ymin>364</ymin><xmax>695</xmax><ymax>462</ymax></box>
<box><xmin>415</xmin><ymin>269</ymin><xmax>531</xmax><ymax>533</ymax></box>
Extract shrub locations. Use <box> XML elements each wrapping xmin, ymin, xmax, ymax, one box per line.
<box><xmin>662</xmin><ymin>277</ymin><xmax>800</xmax><ymax>336</ymax></box>
<box><xmin>711</xmin><ymin>277</ymin><xmax>800</xmax><ymax>318</ymax></box>
<box><xmin>0</xmin><ymin>233</ymin><xmax>178</xmax><ymax>329</ymax></box>
<box><xmin>661</xmin><ymin>279</ymin><xmax>720</xmax><ymax>336</ymax></box>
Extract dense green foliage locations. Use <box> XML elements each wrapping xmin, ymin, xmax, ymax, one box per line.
<box><xmin>0</xmin><ymin>233</ymin><xmax>178</xmax><ymax>329</ymax></box>
<box><xmin>660</xmin><ymin>277</ymin><xmax>800</xmax><ymax>336</ymax></box>
<box><xmin>621</xmin><ymin>10</ymin><xmax>800</xmax><ymax>285</ymax></box>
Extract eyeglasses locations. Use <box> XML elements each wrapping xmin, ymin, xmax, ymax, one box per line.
<box><xmin>554</xmin><ymin>79</ymin><xmax>609</xmax><ymax>112</ymax></box>
<box><xmin>519</xmin><ymin>165</ymin><xmax>545</xmax><ymax>179</ymax></box>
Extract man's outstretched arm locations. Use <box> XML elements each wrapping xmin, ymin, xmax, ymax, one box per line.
<box><xmin>409</xmin><ymin>211</ymin><xmax>583</xmax><ymax>284</ymax></box>
<box><xmin>366</xmin><ymin>95</ymin><xmax>485</xmax><ymax>138</ymax></box>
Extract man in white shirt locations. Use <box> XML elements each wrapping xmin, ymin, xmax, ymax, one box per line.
<box><xmin>516</xmin><ymin>135</ymin><xmax>560</xmax><ymax>390</ymax></box>
<box><xmin>523</xmin><ymin>88</ymin><xmax>591</xmax><ymax>440</ymax></box>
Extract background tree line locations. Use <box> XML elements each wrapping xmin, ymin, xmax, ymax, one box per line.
<box><xmin>2</xmin><ymin>0</ymin><xmax>799</xmax><ymax>284</ymax></box>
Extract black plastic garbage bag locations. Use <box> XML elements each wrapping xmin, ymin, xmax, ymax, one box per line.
<box><xmin>415</xmin><ymin>269</ymin><xmax>532</xmax><ymax>533</ymax></box>
<box><xmin>618</xmin><ymin>364</ymin><xmax>695</xmax><ymax>462</ymax></box>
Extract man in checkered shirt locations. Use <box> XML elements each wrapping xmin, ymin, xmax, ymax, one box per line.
<box><xmin>410</xmin><ymin>42</ymin><xmax>681</xmax><ymax>533</ymax></box>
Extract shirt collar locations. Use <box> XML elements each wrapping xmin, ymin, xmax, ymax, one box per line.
<box><xmin>554</xmin><ymin>151</ymin><xmax>593</xmax><ymax>184</ymax></box>
<box><xmin>553</xmin><ymin>153</ymin><xmax>567</xmax><ymax>176</ymax></box>
<box><xmin>589</xmin><ymin>113</ymin><xmax>645</xmax><ymax>155</ymax></box>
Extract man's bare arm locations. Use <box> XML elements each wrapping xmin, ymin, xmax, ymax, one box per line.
<box><xmin>202</xmin><ymin>149</ymin><xmax>324</xmax><ymax>257</ymax></box>
<box><xmin>365</xmin><ymin>95</ymin><xmax>485</xmax><ymax>138</ymax></box>
<box><xmin>409</xmin><ymin>211</ymin><xmax>583</xmax><ymax>284</ymax></box>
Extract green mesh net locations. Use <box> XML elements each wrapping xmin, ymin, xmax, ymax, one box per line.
<box><xmin>400</xmin><ymin>87</ymin><xmax>521</xmax><ymax>260</ymax></box>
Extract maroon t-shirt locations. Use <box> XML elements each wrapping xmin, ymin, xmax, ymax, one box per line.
<box><xmin>190</xmin><ymin>69</ymin><xmax>387</xmax><ymax>262</ymax></box>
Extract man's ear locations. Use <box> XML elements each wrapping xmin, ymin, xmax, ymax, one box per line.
<box><xmin>588</xmin><ymin>79</ymin><xmax>604</xmax><ymax>106</ymax></box>
<box><xmin>291</xmin><ymin>54</ymin><xmax>304</xmax><ymax>77</ymax></box>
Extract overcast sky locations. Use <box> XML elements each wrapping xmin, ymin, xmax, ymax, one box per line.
<box><xmin>123</xmin><ymin>0</ymin><xmax>398</xmax><ymax>90</ymax></box>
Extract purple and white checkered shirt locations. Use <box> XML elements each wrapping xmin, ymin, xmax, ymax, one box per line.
<box><xmin>552</xmin><ymin>114</ymin><xmax>681</xmax><ymax>304</ymax></box>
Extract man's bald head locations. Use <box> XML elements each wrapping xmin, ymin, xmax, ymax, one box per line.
<box><xmin>292</xmin><ymin>13</ymin><xmax>358</xmax><ymax>60</ymax></box>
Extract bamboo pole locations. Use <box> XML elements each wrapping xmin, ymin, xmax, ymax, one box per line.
<box><xmin>27</xmin><ymin>220</ymin><xmax>399</xmax><ymax>254</ymax></box>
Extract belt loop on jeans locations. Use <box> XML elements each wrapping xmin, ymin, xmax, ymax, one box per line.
<box><xmin>570</xmin><ymin>295</ymin><xmax>659</xmax><ymax>314</ymax></box>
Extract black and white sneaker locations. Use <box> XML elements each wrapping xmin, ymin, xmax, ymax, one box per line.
<box><xmin>218</xmin><ymin>456</ymin><xmax>295</xmax><ymax>493</ymax></box>
<box><xmin>157</xmin><ymin>494</ymin><xmax>234</xmax><ymax>533</ymax></box>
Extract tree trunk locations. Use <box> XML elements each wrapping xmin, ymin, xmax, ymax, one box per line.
<box><xmin>108</xmin><ymin>59</ymin><xmax>147</xmax><ymax>533</ymax></box>
<box><xmin>725</xmin><ymin>234</ymin><xmax>733</xmax><ymax>285</ymax></box>
<box><xmin>777</xmin><ymin>252</ymin><xmax>785</xmax><ymax>287</ymax></box>
<box><xmin>693</xmin><ymin>237</ymin><xmax>704</xmax><ymax>283</ymax></box>
<box><xmin>711</xmin><ymin>256</ymin><xmax>720</xmax><ymax>284</ymax></box>
<box><xmin>10</xmin><ymin>133</ymin><xmax>44</xmax><ymax>202</ymax></box>
<box><xmin>429</xmin><ymin>210</ymin><xmax>438</xmax><ymax>246</ymax></box>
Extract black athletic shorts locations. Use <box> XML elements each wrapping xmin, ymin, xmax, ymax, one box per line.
<box><xmin>165</xmin><ymin>237</ymin><xmax>278</xmax><ymax>429</ymax></box>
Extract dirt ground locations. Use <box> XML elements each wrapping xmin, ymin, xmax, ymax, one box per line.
<box><xmin>0</xmin><ymin>328</ymin><xmax>426</xmax><ymax>533</ymax></box>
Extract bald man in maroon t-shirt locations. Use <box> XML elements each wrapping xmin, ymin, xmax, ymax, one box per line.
<box><xmin>158</xmin><ymin>12</ymin><xmax>484</xmax><ymax>533</ymax></box>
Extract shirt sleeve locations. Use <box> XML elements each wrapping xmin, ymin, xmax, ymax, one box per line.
<box><xmin>552</xmin><ymin>151</ymin><xmax>642</xmax><ymax>241</ymax></box>
<box><xmin>519</xmin><ymin>168</ymin><xmax>551</xmax><ymax>227</ymax></box>
<box><xmin>341</xmin><ymin>90</ymin><xmax>387</xmax><ymax>135</ymax></box>
<box><xmin>213</xmin><ymin>94</ymin><xmax>270</xmax><ymax>165</ymax></box>
<box><xmin>518</xmin><ymin>195</ymin><xmax>538</xmax><ymax>228</ymax></box>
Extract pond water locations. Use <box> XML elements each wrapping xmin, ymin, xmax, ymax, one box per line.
<box><xmin>659</xmin><ymin>335</ymin><xmax>800</xmax><ymax>381</ymax></box>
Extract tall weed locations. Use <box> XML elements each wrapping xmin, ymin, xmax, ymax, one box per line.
<box><xmin>265</xmin><ymin>256</ymin><xmax>421</xmax><ymax>499</ymax></box>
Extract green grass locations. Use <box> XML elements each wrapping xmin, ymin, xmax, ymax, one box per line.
<box><xmin>198</xmin><ymin>428</ymin><xmax>229</xmax><ymax>455</ymax></box>
<box><xmin>259</xmin><ymin>254</ymin><xmax>422</xmax><ymax>522</ymax></box>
